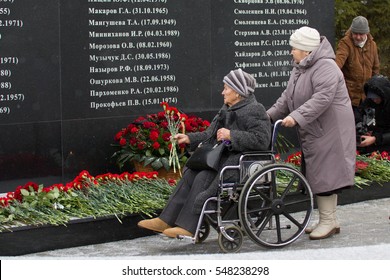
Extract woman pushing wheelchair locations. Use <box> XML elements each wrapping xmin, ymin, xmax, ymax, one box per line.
<box><xmin>267</xmin><ymin>27</ymin><xmax>356</xmax><ymax>240</ymax></box>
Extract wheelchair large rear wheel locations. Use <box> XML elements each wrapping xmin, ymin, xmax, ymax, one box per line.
<box><xmin>238</xmin><ymin>164</ymin><xmax>313</xmax><ymax>248</ymax></box>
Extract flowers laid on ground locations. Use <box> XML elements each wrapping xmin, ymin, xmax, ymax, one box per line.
<box><xmin>354</xmin><ymin>151</ymin><xmax>390</xmax><ymax>187</ymax></box>
<box><xmin>112</xmin><ymin>103</ymin><xmax>210</xmax><ymax>172</ymax></box>
<box><xmin>0</xmin><ymin>170</ymin><xmax>176</xmax><ymax>232</ymax></box>
<box><xmin>284</xmin><ymin>151</ymin><xmax>302</xmax><ymax>166</ymax></box>
<box><xmin>280</xmin><ymin>150</ymin><xmax>390</xmax><ymax>188</ymax></box>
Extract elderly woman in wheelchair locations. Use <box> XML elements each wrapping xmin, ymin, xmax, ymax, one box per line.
<box><xmin>138</xmin><ymin>69</ymin><xmax>272</xmax><ymax>245</ymax></box>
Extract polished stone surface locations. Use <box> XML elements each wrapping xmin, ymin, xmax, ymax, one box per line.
<box><xmin>0</xmin><ymin>0</ymin><xmax>333</xmax><ymax>194</ymax></box>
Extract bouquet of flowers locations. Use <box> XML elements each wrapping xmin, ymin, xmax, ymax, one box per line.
<box><xmin>161</xmin><ymin>102</ymin><xmax>185</xmax><ymax>175</ymax></box>
<box><xmin>112</xmin><ymin>103</ymin><xmax>210</xmax><ymax>172</ymax></box>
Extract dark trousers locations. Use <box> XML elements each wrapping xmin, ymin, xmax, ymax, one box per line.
<box><xmin>159</xmin><ymin>168</ymin><xmax>217</xmax><ymax>234</ymax></box>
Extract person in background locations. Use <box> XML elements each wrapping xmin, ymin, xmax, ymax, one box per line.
<box><xmin>267</xmin><ymin>26</ymin><xmax>356</xmax><ymax>240</ymax></box>
<box><xmin>138</xmin><ymin>69</ymin><xmax>271</xmax><ymax>239</ymax></box>
<box><xmin>356</xmin><ymin>75</ymin><xmax>390</xmax><ymax>154</ymax></box>
<box><xmin>335</xmin><ymin>16</ymin><xmax>380</xmax><ymax>117</ymax></box>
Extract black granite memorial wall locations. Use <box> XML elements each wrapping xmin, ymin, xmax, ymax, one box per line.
<box><xmin>0</xmin><ymin>0</ymin><xmax>334</xmax><ymax>193</ymax></box>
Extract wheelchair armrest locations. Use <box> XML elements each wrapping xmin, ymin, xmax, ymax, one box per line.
<box><xmin>240</xmin><ymin>151</ymin><xmax>275</xmax><ymax>162</ymax></box>
<box><xmin>241</xmin><ymin>150</ymin><xmax>273</xmax><ymax>156</ymax></box>
<box><xmin>242</xmin><ymin>151</ymin><xmax>264</xmax><ymax>155</ymax></box>
<box><xmin>219</xmin><ymin>165</ymin><xmax>240</xmax><ymax>182</ymax></box>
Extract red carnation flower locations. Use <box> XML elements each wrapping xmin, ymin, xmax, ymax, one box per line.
<box><xmin>185</xmin><ymin>123</ymin><xmax>194</xmax><ymax>132</ymax></box>
<box><xmin>152</xmin><ymin>142</ymin><xmax>160</xmax><ymax>150</ymax></box>
<box><xmin>115</xmin><ymin>131</ymin><xmax>124</xmax><ymax>141</ymax></box>
<box><xmin>167</xmin><ymin>178</ymin><xmax>177</xmax><ymax>186</ymax></box>
<box><xmin>286</xmin><ymin>151</ymin><xmax>302</xmax><ymax>166</ymax></box>
<box><xmin>203</xmin><ymin>120</ymin><xmax>210</xmax><ymax>126</ymax></box>
<box><xmin>149</xmin><ymin>131</ymin><xmax>159</xmax><ymax>141</ymax></box>
<box><xmin>157</xmin><ymin>111</ymin><xmax>166</xmax><ymax>119</ymax></box>
<box><xmin>129</xmin><ymin>137</ymin><xmax>138</xmax><ymax>146</ymax></box>
<box><xmin>0</xmin><ymin>197</ymin><xmax>9</xmax><ymax>207</ymax></box>
<box><xmin>355</xmin><ymin>161</ymin><xmax>369</xmax><ymax>171</ymax></box>
<box><xmin>162</xmin><ymin>132</ymin><xmax>171</xmax><ymax>142</ymax></box>
<box><xmin>119</xmin><ymin>138</ymin><xmax>127</xmax><ymax>146</ymax></box>
<box><xmin>137</xmin><ymin>142</ymin><xmax>146</xmax><ymax>150</ymax></box>
<box><xmin>143</xmin><ymin>121</ymin><xmax>156</xmax><ymax>129</ymax></box>
<box><xmin>160</xmin><ymin>121</ymin><xmax>168</xmax><ymax>129</ymax></box>
<box><xmin>135</xmin><ymin>116</ymin><xmax>146</xmax><ymax>122</ymax></box>
<box><xmin>130</xmin><ymin>127</ymin><xmax>139</xmax><ymax>134</ymax></box>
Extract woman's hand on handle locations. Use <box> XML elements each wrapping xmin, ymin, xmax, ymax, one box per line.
<box><xmin>281</xmin><ymin>116</ymin><xmax>297</xmax><ymax>127</ymax></box>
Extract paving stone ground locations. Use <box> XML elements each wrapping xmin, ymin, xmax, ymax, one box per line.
<box><xmin>17</xmin><ymin>197</ymin><xmax>390</xmax><ymax>259</ymax></box>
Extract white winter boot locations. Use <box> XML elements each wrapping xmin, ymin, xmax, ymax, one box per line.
<box><xmin>305</xmin><ymin>194</ymin><xmax>340</xmax><ymax>234</ymax></box>
<box><xmin>309</xmin><ymin>194</ymin><xmax>339</xmax><ymax>240</ymax></box>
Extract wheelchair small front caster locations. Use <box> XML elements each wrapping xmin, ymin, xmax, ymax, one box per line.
<box><xmin>218</xmin><ymin>225</ymin><xmax>243</xmax><ymax>253</ymax></box>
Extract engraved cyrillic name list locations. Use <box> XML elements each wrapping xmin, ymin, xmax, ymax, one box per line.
<box><xmin>232</xmin><ymin>0</ymin><xmax>308</xmax><ymax>90</ymax></box>
<box><xmin>0</xmin><ymin>0</ymin><xmax>22</xmax><ymax>117</ymax></box>
<box><xmin>0</xmin><ymin>0</ymin><xmax>59</xmax><ymax>124</ymax></box>
<box><xmin>87</xmin><ymin>0</ymin><xmax>180</xmax><ymax>112</ymax></box>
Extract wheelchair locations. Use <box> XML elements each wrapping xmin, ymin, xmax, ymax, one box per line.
<box><xmin>178</xmin><ymin>120</ymin><xmax>313</xmax><ymax>253</ymax></box>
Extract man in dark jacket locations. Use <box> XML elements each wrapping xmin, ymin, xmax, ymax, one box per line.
<box><xmin>356</xmin><ymin>75</ymin><xmax>390</xmax><ymax>154</ymax></box>
<box><xmin>335</xmin><ymin>16</ymin><xmax>380</xmax><ymax>116</ymax></box>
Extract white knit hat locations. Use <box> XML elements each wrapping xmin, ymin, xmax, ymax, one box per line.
<box><xmin>223</xmin><ymin>68</ymin><xmax>256</xmax><ymax>97</ymax></box>
<box><xmin>289</xmin><ymin>26</ymin><xmax>321</xmax><ymax>52</ymax></box>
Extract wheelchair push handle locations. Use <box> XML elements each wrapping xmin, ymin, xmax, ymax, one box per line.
<box><xmin>271</xmin><ymin>119</ymin><xmax>283</xmax><ymax>153</ymax></box>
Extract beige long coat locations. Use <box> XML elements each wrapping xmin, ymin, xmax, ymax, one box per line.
<box><xmin>267</xmin><ymin>37</ymin><xmax>356</xmax><ymax>194</ymax></box>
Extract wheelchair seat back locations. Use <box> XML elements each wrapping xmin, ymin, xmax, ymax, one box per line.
<box><xmin>239</xmin><ymin>152</ymin><xmax>274</xmax><ymax>184</ymax></box>
<box><xmin>220</xmin><ymin>120</ymin><xmax>282</xmax><ymax>186</ymax></box>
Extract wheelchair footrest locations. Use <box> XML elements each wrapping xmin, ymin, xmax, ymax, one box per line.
<box><xmin>176</xmin><ymin>234</ymin><xmax>197</xmax><ymax>244</ymax></box>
